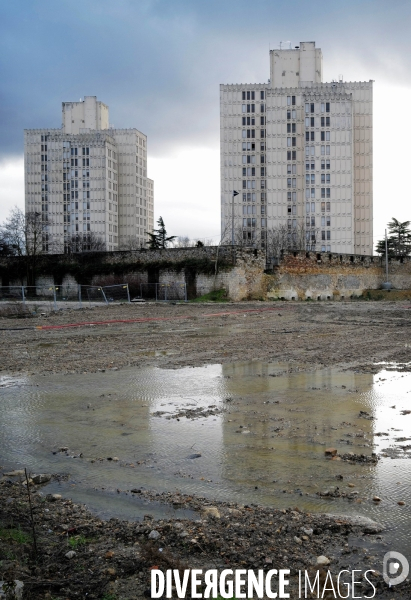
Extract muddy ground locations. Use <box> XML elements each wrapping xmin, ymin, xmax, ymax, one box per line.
<box><xmin>0</xmin><ymin>473</ymin><xmax>400</xmax><ymax>600</ymax></box>
<box><xmin>1</xmin><ymin>300</ymin><xmax>411</xmax><ymax>599</ymax></box>
<box><xmin>1</xmin><ymin>300</ymin><xmax>410</xmax><ymax>376</ymax></box>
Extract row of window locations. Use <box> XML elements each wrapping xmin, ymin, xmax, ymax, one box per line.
<box><xmin>66</xmin><ymin>191</ymin><xmax>91</xmax><ymax>200</ymax></box>
<box><xmin>303</xmin><ymin>216</ymin><xmax>332</xmax><ymax>226</ymax></box>
<box><xmin>65</xmin><ymin>158</ymin><xmax>91</xmax><ymax>167</ymax></box>
<box><xmin>288</xmin><ymin>177</ymin><xmax>330</xmax><ymax>188</ymax></box>
<box><xmin>305</xmin><ymin>188</ymin><xmax>331</xmax><ymax>198</ymax></box>
<box><xmin>243</xmin><ymin>167</ymin><xmax>266</xmax><ymax>176</ymax></box>
<box><xmin>63</xmin><ymin>213</ymin><xmax>91</xmax><ymax>222</ymax></box>
<box><xmin>241</xmin><ymin>204</ymin><xmax>265</xmax><ymax>218</ymax></box>
<box><xmin>242</xmin><ymin>129</ymin><xmax>266</xmax><ymax>138</ymax></box>
<box><xmin>242</xmin><ymin>180</ymin><xmax>266</xmax><ymax>189</ymax></box>
<box><xmin>306</xmin><ymin>160</ymin><xmax>331</xmax><ymax>170</ymax></box>
<box><xmin>69</xmin><ymin>147</ymin><xmax>90</xmax><ymax>156</ymax></box>
<box><xmin>243</xmin><ymin>205</ymin><xmax>257</xmax><ymax>214</ymax></box>
<box><xmin>242</xmin><ymin>116</ymin><xmax>266</xmax><ymax>126</ymax></box>
<box><xmin>306</xmin><ymin>202</ymin><xmax>331</xmax><ymax>212</ymax></box>
<box><xmin>65</xmin><ymin>223</ymin><xmax>92</xmax><ymax>232</ymax></box>
<box><xmin>242</xmin><ymin>218</ymin><xmax>267</xmax><ymax>227</ymax></box>
<box><xmin>243</xmin><ymin>192</ymin><xmax>256</xmax><ymax>202</ymax></box>
<box><xmin>306</xmin><ymin>145</ymin><xmax>331</xmax><ymax>156</ymax></box>
<box><xmin>63</xmin><ymin>182</ymin><xmax>90</xmax><ymax>191</ymax></box>
<box><xmin>242</xmin><ymin>91</ymin><xmax>265</xmax><ymax>100</ymax></box>
<box><xmin>242</xmin><ymin>104</ymin><xmax>265</xmax><ymax>113</ymax></box>
<box><xmin>64</xmin><ymin>179</ymin><xmax>93</xmax><ymax>189</ymax></box>
<box><xmin>63</xmin><ymin>201</ymin><xmax>91</xmax><ymax>210</ymax></box>
<box><xmin>305</xmin><ymin>102</ymin><xmax>330</xmax><ymax>113</ymax></box>
<box><xmin>286</xmin><ymin>221</ymin><xmax>332</xmax><ymax>241</ymax></box>
<box><xmin>305</xmin><ymin>174</ymin><xmax>331</xmax><ymax>184</ymax></box>
<box><xmin>63</xmin><ymin>170</ymin><xmax>90</xmax><ymax>179</ymax></box>
<box><xmin>242</xmin><ymin>142</ymin><xmax>266</xmax><ymax>152</ymax></box>
<box><xmin>305</xmin><ymin>131</ymin><xmax>331</xmax><ymax>141</ymax></box>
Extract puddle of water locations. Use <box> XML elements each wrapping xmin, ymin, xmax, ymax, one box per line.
<box><xmin>1</xmin><ymin>364</ymin><xmax>411</xmax><ymax>554</ymax></box>
<box><xmin>41</xmin><ymin>480</ymin><xmax>199</xmax><ymax>522</ymax></box>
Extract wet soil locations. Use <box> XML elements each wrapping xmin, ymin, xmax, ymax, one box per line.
<box><xmin>1</xmin><ymin>300</ymin><xmax>410</xmax><ymax>376</ymax></box>
<box><xmin>1</xmin><ymin>301</ymin><xmax>411</xmax><ymax>598</ymax></box>
<box><xmin>0</xmin><ymin>475</ymin><xmax>403</xmax><ymax>599</ymax></box>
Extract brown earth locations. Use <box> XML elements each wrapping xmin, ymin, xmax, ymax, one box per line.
<box><xmin>1</xmin><ymin>300</ymin><xmax>411</xmax><ymax>599</ymax></box>
<box><xmin>0</xmin><ymin>300</ymin><xmax>410</xmax><ymax>376</ymax></box>
<box><xmin>0</xmin><ymin>474</ymin><xmax>397</xmax><ymax>599</ymax></box>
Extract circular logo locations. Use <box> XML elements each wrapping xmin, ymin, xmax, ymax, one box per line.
<box><xmin>383</xmin><ymin>551</ymin><xmax>409</xmax><ymax>587</ymax></box>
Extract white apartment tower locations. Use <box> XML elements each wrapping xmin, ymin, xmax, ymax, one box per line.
<box><xmin>24</xmin><ymin>96</ymin><xmax>154</xmax><ymax>252</ymax></box>
<box><xmin>220</xmin><ymin>42</ymin><xmax>373</xmax><ymax>254</ymax></box>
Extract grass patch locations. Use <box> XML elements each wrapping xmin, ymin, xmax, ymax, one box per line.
<box><xmin>0</xmin><ymin>526</ymin><xmax>31</xmax><ymax>544</ymax></box>
<box><xmin>191</xmin><ymin>289</ymin><xmax>228</xmax><ymax>303</ymax></box>
<box><xmin>68</xmin><ymin>534</ymin><xmax>87</xmax><ymax>548</ymax></box>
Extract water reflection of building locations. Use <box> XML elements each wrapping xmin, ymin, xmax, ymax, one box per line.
<box><xmin>219</xmin><ymin>363</ymin><xmax>375</xmax><ymax>496</ymax></box>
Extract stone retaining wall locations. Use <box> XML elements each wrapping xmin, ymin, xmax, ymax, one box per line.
<box><xmin>1</xmin><ymin>248</ymin><xmax>411</xmax><ymax>301</ymax></box>
<box><xmin>266</xmin><ymin>252</ymin><xmax>411</xmax><ymax>300</ymax></box>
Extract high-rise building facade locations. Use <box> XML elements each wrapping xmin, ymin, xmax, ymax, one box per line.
<box><xmin>24</xmin><ymin>96</ymin><xmax>154</xmax><ymax>252</ymax></box>
<box><xmin>220</xmin><ymin>42</ymin><xmax>373</xmax><ymax>254</ymax></box>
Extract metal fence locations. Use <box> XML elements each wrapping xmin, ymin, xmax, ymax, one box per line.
<box><xmin>0</xmin><ymin>284</ymin><xmax>130</xmax><ymax>312</ymax></box>
<box><xmin>0</xmin><ymin>281</ymin><xmax>187</xmax><ymax>312</ymax></box>
<box><xmin>81</xmin><ymin>284</ymin><xmax>130</xmax><ymax>305</ymax></box>
<box><xmin>138</xmin><ymin>283</ymin><xmax>187</xmax><ymax>302</ymax></box>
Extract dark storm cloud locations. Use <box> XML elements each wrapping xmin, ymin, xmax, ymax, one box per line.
<box><xmin>1</xmin><ymin>0</ymin><xmax>411</xmax><ymax>159</ymax></box>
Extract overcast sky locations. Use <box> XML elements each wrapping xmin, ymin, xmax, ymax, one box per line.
<box><xmin>1</xmin><ymin>0</ymin><xmax>410</xmax><ymax>246</ymax></box>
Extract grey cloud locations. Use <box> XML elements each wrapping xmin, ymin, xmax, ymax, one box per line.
<box><xmin>0</xmin><ymin>0</ymin><xmax>410</xmax><ymax>160</ymax></box>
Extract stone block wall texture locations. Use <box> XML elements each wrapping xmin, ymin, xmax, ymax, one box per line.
<box><xmin>2</xmin><ymin>248</ymin><xmax>411</xmax><ymax>301</ymax></box>
<box><xmin>265</xmin><ymin>252</ymin><xmax>411</xmax><ymax>300</ymax></box>
<box><xmin>226</xmin><ymin>250</ymin><xmax>267</xmax><ymax>301</ymax></box>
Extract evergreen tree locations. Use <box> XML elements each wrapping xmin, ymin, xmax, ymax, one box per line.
<box><xmin>376</xmin><ymin>218</ymin><xmax>411</xmax><ymax>258</ymax></box>
<box><xmin>145</xmin><ymin>217</ymin><xmax>176</xmax><ymax>249</ymax></box>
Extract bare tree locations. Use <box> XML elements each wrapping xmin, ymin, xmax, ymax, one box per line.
<box><xmin>173</xmin><ymin>236</ymin><xmax>192</xmax><ymax>248</ymax></box>
<box><xmin>172</xmin><ymin>236</ymin><xmax>214</xmax><ymax>248</ymax></box>
<box><xmin>64</xmin><ymin>232</ymin><xmax>106</xmax><ymax>253</ymax></box>
<box><xmin>0</xmin><ymin>231</ymin><xmax>13</xmax><ymax>256</ymax></box>
<box><xmin>266</xmin><ymin>223</ymin><xmax>319</xmax><ymax>260</ymax></box>
<box><xmin>0</xmin><ymin>207</ymin><xmax>52</xmax><ymax>286</ymax></box>
<box><xmin>118</xmin><ymin>236</ymin><xmax>144</xmax><ymax>251</ymax></box>
<box><xmin>221</xmin><ymin>224</ymin><xmax>263</xmax><ymax>249</ymax></box>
